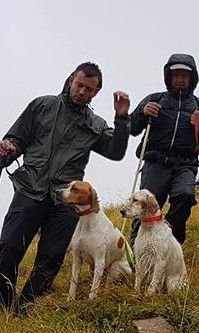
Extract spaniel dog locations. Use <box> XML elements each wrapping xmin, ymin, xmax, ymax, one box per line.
<box><xmin>57</xmin><ymin>181</ymin><xmax>133</xmax><ymax>299</ymax></box>
<box><xmin>121</xmin><ymin>189</ymin><xmax>187</xmax><ymax>294</ymax></box>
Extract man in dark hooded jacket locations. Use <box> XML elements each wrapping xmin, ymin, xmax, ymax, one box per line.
<box><xmin>129</xmin><ymin>53</ymin><xmax>199</xmax><ymax>247</ymax></box>
<box><xmin>0</xmin><ymin>62</ymin><xmax>130</xmax><ymax>312</ymax></box>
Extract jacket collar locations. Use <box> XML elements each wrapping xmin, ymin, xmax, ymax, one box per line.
<box><xmin>61</xmin><ymin>90</ymin><xmax>88</xmax><ymax>115</ymax></box>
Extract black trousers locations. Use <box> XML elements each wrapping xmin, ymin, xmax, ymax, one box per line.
<box><xmin>0</xmin><ymin>191</ymin><xmax>79</xmax><ymax>308</ymax></box>
<box><xmin>130</xmin><ymin>161</ymin><xmax>197</xmax><ymax>245</ymax></box>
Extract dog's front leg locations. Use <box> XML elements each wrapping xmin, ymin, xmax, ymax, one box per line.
<box><xmin>134</xmin><ymin>268</ymin><xmax>142</xmax><ymax>292</ymax></box>
<box><xmin>147</xmin><ymin>259</ymin><xmax>166</xmax><ymax>295</ymax></box>
<box><xmin>68</xmin><ymin>254</ymin><xmax>81</xmax><ymax>300</ymax></box>
<box><xmin>89</xmin><ymin>259</ymin><xmax>105</xmax><ymax>300</ymax></box>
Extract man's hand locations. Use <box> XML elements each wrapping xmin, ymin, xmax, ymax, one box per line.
<box><xmin>191</xmin><ymin>109</ymin><xmax>199</xmax><ymax>125</ymax></box>
<box><xmin>113</xmin><ymin>91</ymin><xmax>130</xmax><ymax>117</ymax></box>
<box><xmin>143</xmin><ymin>102</ymin><xmax>161</xmax><ymax>117</ymax></box>
<box><xmin>0</xmin><ymin>139</ymin><xmax>16</xmax><ymax>156</ymax></box>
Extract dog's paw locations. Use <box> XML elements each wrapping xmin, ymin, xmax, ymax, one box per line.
<box><xmin>89</xmin><ymin>291</ymin><xmax>98</xmax><ymax>300</ymax></box>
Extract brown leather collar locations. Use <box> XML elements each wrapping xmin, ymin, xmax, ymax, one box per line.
<box><xmin>78</xmin><ymin>208</ymin><xmax>93</xmax><ymax>216</ymax></box>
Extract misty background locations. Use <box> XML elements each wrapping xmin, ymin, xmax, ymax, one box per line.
<box><xmin>1</xmin><ymin>0</ymin><xmax>199</xmax><ymax>228</ymax></box>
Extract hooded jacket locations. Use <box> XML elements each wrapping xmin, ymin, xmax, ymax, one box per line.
<box><xmin>1</xmin><ymin>78</ymin><xmax>130</xmax><ymax>202</ymax></box>
<box><xmin>130</xmin><ymin>54</ymin><xmax>199</xmax><ymax>161</ymax></box>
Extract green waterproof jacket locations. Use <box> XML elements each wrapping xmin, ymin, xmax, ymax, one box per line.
<box><xmin>2</xmin><ymin>92</ymin><xmax>130</xmax><ymax>202</ymax></box>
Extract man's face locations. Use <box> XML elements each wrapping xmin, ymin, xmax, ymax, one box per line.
<box><xmin>171</xmin><ymin>69</ymin><xmax>191</xmax><ymax>90</ymax></box>
<box><xmin>69</xmin><ymin>70</ymin><xmax>99</xmax><ymax>105</ymax></box>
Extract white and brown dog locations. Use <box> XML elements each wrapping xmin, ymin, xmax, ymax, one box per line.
<box><xmin>121</xmin><ymin>189</ymin><xmax>187</xmax><ymax>295</ymax></box>
<box><xmin>57</xmin><ymin>180</ymin><xmax>133</xmax><ymax>299</ymax></box>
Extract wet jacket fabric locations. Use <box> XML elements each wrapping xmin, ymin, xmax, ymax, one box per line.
<box><xmin>1</xmin><ymin>90</ymin><xmax>130</xmax><ymax>202</ymax></box>
<box><xmin>130</xmin><ymin>54</ymin><xmax>199</xmax><ymax>163</ymax></box>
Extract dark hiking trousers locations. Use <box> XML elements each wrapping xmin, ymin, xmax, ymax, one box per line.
<box><xmin>0</xmin><ymin>191</ymin><xmax>79</xmax><ymax>309</ymax></box>
<box><xmin>129</xmin><ymin>160</ymin><xmax>197</xmax><ymax>247</ymax></box>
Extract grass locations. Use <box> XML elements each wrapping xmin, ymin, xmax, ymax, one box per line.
<box><xmin>0</xmin><ymin>199</ymin><xmax>199</xmax><ymax>332</ymax></box>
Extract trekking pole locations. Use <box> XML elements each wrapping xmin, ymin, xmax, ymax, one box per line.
<box><xmin>119</xmin><ymin>118</ymin><xmax>152</xmax><ymax>270</ymax></box>
<box><xmin>121</xmin><ymin>117</ymin><xmax>152</xmax><ymax>234</ymax></box>
<box><xmin>130</xmin><ymin>118</ymin><xmax>152</xmax><ymax>196</ymax></box>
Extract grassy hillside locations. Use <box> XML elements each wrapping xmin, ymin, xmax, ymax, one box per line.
<box><xmin>0</xmin><ymin>200</ymin><xmax>198</xmax><ymax>333</ymax></box>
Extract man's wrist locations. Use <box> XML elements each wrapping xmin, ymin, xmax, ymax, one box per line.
<box><xmin>115</xmin><ymin>113</ymin><xmax>129</xmax><ymax>120</ymax></box>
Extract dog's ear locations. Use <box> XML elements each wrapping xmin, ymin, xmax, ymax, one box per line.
<box><xmin>143</xmin><ymin>193</ymin><xmax>159</xmax><ymax>215</ymax></box>
<box><xmin>90</xmin><ymin>186</ymin><xmax>100</xmax><ymax>213</ymax></box>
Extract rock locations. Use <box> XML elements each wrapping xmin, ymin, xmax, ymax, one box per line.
<box><xmin>133</xmin><ymin>316</ymin><xmax>174</xmax><ymax>333</ymax></box>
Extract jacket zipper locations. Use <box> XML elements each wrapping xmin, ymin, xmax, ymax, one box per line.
<box><xmin>165</xmin><ymin>90</ymin><xmax>182</xmax><ymax>163</ymax></box>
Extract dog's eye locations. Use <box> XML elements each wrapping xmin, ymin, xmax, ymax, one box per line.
<box><xmin>133</xmin><ymin>198</ymin><xmax>138</xmax><ymax>202</ymax></box>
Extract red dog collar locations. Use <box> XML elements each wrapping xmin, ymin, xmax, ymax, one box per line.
<box><xmin>143</xmin><ymin>210</ymin><xmax>162</xmax><ymax>223</ymax></box>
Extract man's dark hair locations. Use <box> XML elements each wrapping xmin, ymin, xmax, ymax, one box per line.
<box><xmin>74</xmin><ymin>62</ymin><xmax>102</xmax><ymax>89</ymax></box>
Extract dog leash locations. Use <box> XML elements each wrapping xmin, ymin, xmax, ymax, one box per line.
<box><xmin>5</xmin><ymin>159</ymin><xmax>20</xmax><ymax>176</ymax></box>
<box><xmin>0</xmin><ymin>157</ymin><xmax>20</xmax><ymax>181</ymax></box>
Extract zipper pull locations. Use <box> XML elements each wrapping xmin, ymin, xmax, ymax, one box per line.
<box><xmin>178</xmin><ymin>89</ymin><xmax>182</xmax><ymax>110</ymax></box>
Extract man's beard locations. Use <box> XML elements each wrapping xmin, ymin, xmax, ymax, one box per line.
<box><xmin>171</xmin><ymin>87</ymin><xmax>190</xmax><ymax>98</ymax></box>
<box><xmin>72</xmin><ymin>95</ymin><xmax>92</xmax><ymax>106</ymax></box>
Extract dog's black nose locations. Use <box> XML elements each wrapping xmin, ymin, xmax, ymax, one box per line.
<box><xmin>120</xmin><ymin>209</ymin><xmax>126</xmax><ymax>218</ymax></box>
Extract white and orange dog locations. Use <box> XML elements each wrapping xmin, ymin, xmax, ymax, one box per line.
<box><xmin>121</xmin><ymin>189</ymin><xmax>187</xmax><ymax>294</ymax></box>
<box><xmin>57</xmin><ymin>180</ymin><xmax>133</xmax><ymax>299</ymax></box>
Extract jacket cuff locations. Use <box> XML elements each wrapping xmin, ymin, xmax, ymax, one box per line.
<box><xmin>114</xmin><ymin>114</ymin><xmax>130</xmax><ymax>123</ymax></box>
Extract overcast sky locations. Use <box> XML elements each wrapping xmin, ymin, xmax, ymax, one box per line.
<box><xmin>1</xmin><ymin>0</ymin><xmax>199</xmax><ymax>227</ymax></box>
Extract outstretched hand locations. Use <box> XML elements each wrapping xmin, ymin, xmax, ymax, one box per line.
<box><xmin>113</xmin><ymin>91</ymin><xmax>130</xmax><ymax>117</ymax></box>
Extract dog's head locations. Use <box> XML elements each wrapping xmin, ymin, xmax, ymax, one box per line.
<box><xmin>120</xmin><ymin>189</ymin><xmax>159</xmax><ymax>219</ymax></box>
<box><xmin>56</xmin><ymin>180</ymin><xmax>100</xmax><ymax>213</ymax></box>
